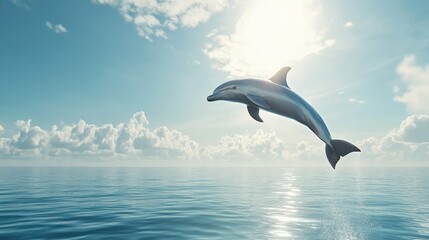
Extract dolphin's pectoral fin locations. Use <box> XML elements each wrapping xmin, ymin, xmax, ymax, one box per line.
<box><xmin>246</xmin><ymin>94</ymin><xmax>270</xmax><ymax>109</ymax></box>
<box><xmin>247</xmin><ymin>105</ymin><xmax>263</xmax><ymax>122</ymax></box>
<box><xmin>269</xmin><ymin>67</ymin><xmax>291</xmax><ymax>88</ymax></box>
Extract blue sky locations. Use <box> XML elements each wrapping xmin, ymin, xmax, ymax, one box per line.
<box><xmin>1</xmin><ymin>0</ymin><xmax>429</xmax><ymax>166</ymax></box>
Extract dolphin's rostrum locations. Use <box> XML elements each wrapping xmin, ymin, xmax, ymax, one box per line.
<box><xmin>207</xmin><ymin>67</ymin><xmax>360</xmax><ymax>169</ymax></box>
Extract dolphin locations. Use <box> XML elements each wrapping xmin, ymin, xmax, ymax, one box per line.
<box><xmin>207</xmin><ymin>67</ymin><xmax>360</xmax><ymax>169</ymax></box>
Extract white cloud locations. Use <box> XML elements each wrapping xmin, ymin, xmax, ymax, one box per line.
<box><xmin>0</xmin><ymin>125</ymin><xmax>10</xmax><ymax>156</ymax></box>
<box><xmin>46</xmin><ymin>21</ymin><xmax>67</xmax><ymax>33</ymax></box>
<box><xmin>0</xmin><ymin>112</ymin><xmax>199</xmax><ymax>160</ymax></box>
<box><xmin>199</xmin><ymin>114</ymin><xmax>429</xmax><ymax>164</ymax></box>
<box><xmin>12</xmin><ymin>120</ymin><xmax>48</xmax><ymax>150</ymax></box>
<box><xmin>348</xmin><ymin>97</ymin><xmax>365</xmax><ymax>104</ymax></box>
<box><xmin>3</xmin><ymin>112</ymin><xmax>428</xmax><ymax>164</ymax></box>
<box><xmin>206</xmin><ymin>29</ymin><xmax>218</xmax><ymax>38</ymax></box>
<box><xmin>359</xmin><ymin>114</ymin><xmax>429</xmax><ymax>162</ymax></box>
<box><xmin>93</xmin><ymin>0</ymin><xmax>228</xmax><ymax>41</ymax></box>
<box><xmin>203</xmin><ymin>130</ymin><xmax>328</xmax><ymax>163</ymax></box>
<box><xmin>50</xmin><ymin>120</ymin><xmax>99</xmax><ymax>155</ymax></box>
<box><xmin>46</xmin><ymin>21</ymin><xmax>52</xmax><ymax>29</ymax></box>
<box><xmin>152</xmin><ymin>126</ymin><xmax>200</xmax><ymax>158</ymax></box>
<box><xmin>11</xmin><ymin>0</ymin><xmax>31</xmax><ymax>10</ymax></box>
<box><xmin>204</xmin><ymin>0</ymin><xmax>334</xmax><ymax>77</ymax></box>
<box><xmin>54</xmin><ymin>24</ymin><xmax>67</xmax><ymax>33</ymax></box>
<box><xmin>0</xmin><ymin>138</ymin><xmax>12</xmax><ymax>155</ymax></box>
<box><xmin>394</xmin><ymin>115</ymin><xmax>429</xmax><ymax>143</ymax></box>
<box><xmin>395</xmin><ymin>55</ymin><xmax>429</xmax><ymax>114</ymax></box>
<box><xmin>203</xmin><ymin>129</ymin><xmax>288</xmax><ymax>161</ymax></box>
<box><xmin>0</xmin><ymin>113</ymin><xmax>326</xmax><ymax>163</ymax></box>
<box><xmin>291</xmin><ymin>140</ymin><xmax>323</xmax><ymax>161</ymax></box>
<box><xmin>344</xmin><ymin>21</ymin><xmax>353</xmax><ymax>27</ymax></box>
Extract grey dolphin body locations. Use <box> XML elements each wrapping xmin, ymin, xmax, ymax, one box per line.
<box><xmin>207</xmin><ymin>67</ymin><xmax>360</xmax><ymax>169</ymax></box>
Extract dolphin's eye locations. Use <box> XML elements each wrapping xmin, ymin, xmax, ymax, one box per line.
<box><xmin>232</xmin><ymin>86</ymin><xmax>237</xmax><ymax>90</ymax></box>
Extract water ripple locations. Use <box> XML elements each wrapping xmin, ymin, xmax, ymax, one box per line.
<box><xmin>0</xmin><ymin>167</ymin><xmax>428</xmax><ymax>239</ymax></box>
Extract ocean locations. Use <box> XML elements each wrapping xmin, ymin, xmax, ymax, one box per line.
<box><xmin>0</xmin><ymin>167</ymin><xmax>428</xmax><ymax>239</ymax></box>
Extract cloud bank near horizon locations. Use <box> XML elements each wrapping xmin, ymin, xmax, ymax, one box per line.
<box><xmin>0</xmin><ymin>112</ymin><xmax>313</xmax><ymax>162</ymax></box>
<box><xmin>1</xmin><ymin>111</ymin><xmax>428</xmax><ymax>163</ymax></box>
<box><xmin>359</xmin><ymin>115</ymin><xmax>429</xmax><ymax>162</ymax></box>
<box><xmin>0</xmin><ymin>112</ymin><xmax>199</xmax><ymax>161</ymax></box>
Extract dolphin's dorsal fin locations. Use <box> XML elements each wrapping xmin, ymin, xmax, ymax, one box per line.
<box><xmin>247</xmin><ymin>94</ymin><xmax>270</xmax><ymax>109</ymax></box>
<box><xmin>247</xmin><ymin>105</ymin><xmax>263</xmax><ymax>122</ymax></box>
<box><xmin>269</xmin><ymin>67</ymin><xmax>291</xmax><ymax>88</ymax></box>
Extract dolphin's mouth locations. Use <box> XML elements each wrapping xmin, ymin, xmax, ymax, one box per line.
<box><xmin>207</xmin><ymin>93</ymin><xmax>220</xmax><ymax>102</ymax></box>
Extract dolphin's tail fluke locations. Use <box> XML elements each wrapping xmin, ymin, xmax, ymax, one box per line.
<box><xmin>325</xmin><ymin>139</ymin><xmax>361</xmax><ymax>169</ymax></box>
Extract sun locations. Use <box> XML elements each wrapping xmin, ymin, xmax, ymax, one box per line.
<box><xmin>205</xmin><ymin>0</ymin><xmax>334</xmax><ymax>78</ymax></box>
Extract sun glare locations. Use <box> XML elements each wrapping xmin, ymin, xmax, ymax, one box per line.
<box><xmin>206</xmin><ymin>0</ymin><xmax>333</xmax><ymax>78</ymax></box>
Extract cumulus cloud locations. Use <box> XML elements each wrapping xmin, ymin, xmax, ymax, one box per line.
<box><xmin>203</xmin><ymin>129</ymin><xmax>328</xmax><ymax>163</ymax></box>
<box><xmin>12</xmin><ymin>120</ymin><xmax>48</xmax><ymax>150</ymax></box>
<box><xmin>0</xmin><ymin>138</ymin><xmax>12</xmax><ymax>155</ymax></box>
<box><xmin>2</xmin><ymin>111</ymin><xmax>428</xmax><ymax>164</ymax></box>
<box><xmin>3</xmin><ymin>112</ymin><xmax>428</xmax><ymax>164</ymax></box>
<box><xmin>203</xmin><ymin>129</ymin><xmax>288</xmax><ymax>161</ymax></box>
<box><xmin>152</xmin><ymin>126</ymin><xmax>200</xmax><ymax>158</ymax></box>
<box><xmin>0</xmin><ymin>112</ymin><xmax>199</xmax><ymax>160</ymax></box>
<box><xmin>359</xmin><ymin>115</ymin><xmax>429</xmax><ymax>162</ymax></box>
<box><xmin>0</xmin><ymin>125</ymin><xmax>3</xmax><ymax>132</ymax></box>
<box><xmin>344</xmin><ymin>21</ymin><xmax>353</xmax><ymax>27</ymax></box>
<box><xmin>395</xmin><ymin>55</ymin><xmax>429</xmax><ymax>114</ymax></box>
<box><xmin>394</xmin><ymin>115</ymin><xmax>429</xmax><ymax>142</ymax></box>
<box><xmin>0</xmin><ymin>113</ymin><xmax>329</xmax><ymax>163</ymax></box>
<box><xmin>46</xmin><ymin>21</ymin><xmax>67</xmax><ymax>33</ymax></box>
<box><xmin>204</xmin><ymin>0</ymin><xmax>335</xmax><ymax>77</ymax></box>
<box><xmin>93</xmin><ymin>0</ymin><xmax>228</xmax><ymax>41</ymax></box>
<box><xmin>290</xmin><ymin>141</ymin><xmax>323</xmax><ymax>161</ymax></box>
<box><xmin>214</xmin><ymin>115</ymin><xmax>429</xmax><ymax>164</ymax></box>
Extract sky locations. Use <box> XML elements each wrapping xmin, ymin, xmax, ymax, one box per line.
<box><xmin>1</xmin><ymin>0</ymin><xmax>429</xmax><ymax>166</ymax></box>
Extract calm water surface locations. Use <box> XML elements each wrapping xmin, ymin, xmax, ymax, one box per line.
<box><xmin>0</xmin><ymin>167</ymin><xmax>428</xmax><ymax>239</ymax></box>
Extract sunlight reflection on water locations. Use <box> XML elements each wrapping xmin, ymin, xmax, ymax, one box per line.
<box><xmin>266</xmin><ymin>170</ymin><xmax>319</xmax><ymax>239</ymax></box>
